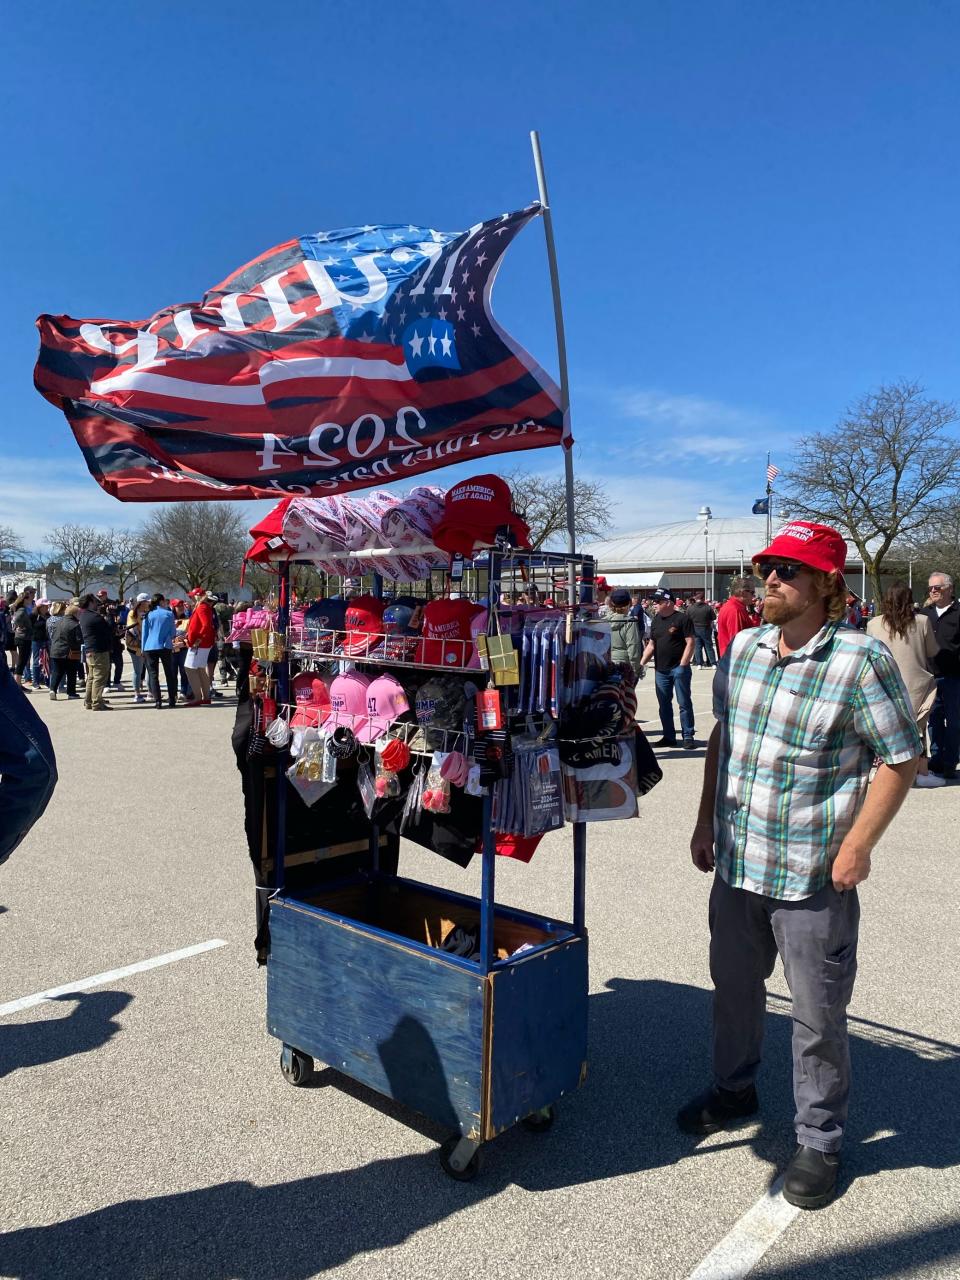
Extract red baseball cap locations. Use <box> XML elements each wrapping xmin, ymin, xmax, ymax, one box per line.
<box><xmin>188</xmin><ymin>587</ymin><xmax>205</xmax><ymax>598</ymax></box>
<box><xmin>753</xmin><ymin>522</ymin><xmax>847</xmax><ymax>576</ymax></box>
<box><xmin>433</xmin><ymin>475</ymin><xmax>531</xmax><ymax>557</ymax></box>
<box><xmin>339</xmin><ymin>595</ymin><xmax>386</xmax><ymax>657</ymax></box>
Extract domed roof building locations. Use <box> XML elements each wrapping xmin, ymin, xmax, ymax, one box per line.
<box><xmin>582</xmin><ymin>515</ymin><xmax>866</xmax><ymax>599</ymax></box>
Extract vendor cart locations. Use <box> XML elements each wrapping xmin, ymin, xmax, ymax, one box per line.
<box><xmin>262</xmin><ymin>546</ymin><xmax>599</xmax><ymax>1179</ymax></box>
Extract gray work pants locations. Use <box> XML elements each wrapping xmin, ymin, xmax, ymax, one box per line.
<box><xmin>709</xmin><ymin>874</ymin><xmax>860</xmax><ymax>1153</ymax></box>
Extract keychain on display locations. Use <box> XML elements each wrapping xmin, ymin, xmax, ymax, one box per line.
<box><xmin>476</xmin><ymin>688</ymin><xmax>503</xmax><ymax>731</ymax></box>
<box><xmin>422</xmin><ymin>751</ymin><xmax>451</xmax><ymax>814</ymax></box>
<box><xmin>357</xmin><ymin>762</ymin><xmax>378</xmax><ymax>818</ymax></box>
<box><xmin>266</xmin><ymin>706</ymin><xmax>291</xmax><ymax>747</ymax></box>
<box><xmin>373</xmin><ymin>735</ymin><xmax>408</xmax><ymax>798</ymax></box>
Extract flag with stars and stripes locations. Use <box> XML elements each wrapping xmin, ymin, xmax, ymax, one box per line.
<box><xmin>34</xmin><ymin>204</ymin><xmax>567</xmax><ymax>502</ymax></box>
<box><xmin>766</xmin><ymin>462</ymin><xmax>780</xmax><ymax>485</ymax></box>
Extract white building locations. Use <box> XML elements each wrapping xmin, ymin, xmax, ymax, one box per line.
<box><xmin>582</xmin><ymin>516</ymin><xmax>869</xmax><ymax>600</ymax></box>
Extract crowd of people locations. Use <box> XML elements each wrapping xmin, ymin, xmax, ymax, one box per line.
<box><xmin>585</xmin><ymin>569</ymin><xmax>959</xmax><ymax>789</ymax></box>
<box><xmin>0</xmin><ymin>586</ymin><xmax>241</xmax><ymax>711</ymax></box>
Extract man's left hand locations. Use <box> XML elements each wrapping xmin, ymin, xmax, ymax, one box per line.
<box><xmin>831</xmin><ymin>841</ymin><xmax>872</xmax><ymax>891</ymax></box>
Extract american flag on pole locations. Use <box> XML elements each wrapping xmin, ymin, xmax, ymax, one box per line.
<box><xmin>34</xmin><ymin>205</ymin><xmax>566</xmax><ymax>502</ymax></box>
<box><xmin>766</xmin><ymin>462</ymin><xmax>780</xmax><ymax>485</ymax></box>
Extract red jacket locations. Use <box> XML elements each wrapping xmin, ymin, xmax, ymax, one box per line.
<box><xmin>717</xmin><ymin>596</ymin><xmax>759</xmax><ymax>657</ymax></box>
<box><xmin>186</xmin><ymin>601</ymin><xmax>216</xmax><ymax>648</ymax></box>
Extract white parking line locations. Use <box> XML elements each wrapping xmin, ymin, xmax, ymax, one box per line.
<box><xmin>0</xmin><ymin>939</ymin><xmax>229</xmax><ymax>1017</ymax></box>
<box><xmin>687</xmin><ymin>1179</ymin><xmax>800</xmax><ymax>1279</ymax></box>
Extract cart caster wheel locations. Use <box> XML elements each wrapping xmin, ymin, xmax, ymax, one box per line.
<box><xmin>521</xmin><ymin>1105</ymin><xmax>556</xmax><ymax>1133</ymax></box>
<box><xmin>280</xmin><ymin>1046</ymin><xmax>314</xmax><ymax>1086</ymax></box>
<box><xmin>439</xmin><ymin>1136</ymin><xmax>481</xmax><ymax>1182</ymax></box>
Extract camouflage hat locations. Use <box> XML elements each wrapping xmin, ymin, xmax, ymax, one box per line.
<box><xmin>411</xmin><ymin>676</ymin><xmax>469</xmax><ymax>751</ymax></box>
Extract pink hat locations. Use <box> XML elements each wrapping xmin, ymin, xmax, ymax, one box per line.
<box><xmin>466</xmin><ymin>608</ymin><xmax>489</xmax><ymax>670</ymax></box>
<box><xmin>320</xmin><ymin>671</ymin><xmax>372</xmax><ymax>737</ymax></box>
<box><xmin>357</xmin><ymin>674</ymin><xmax>411</xmax><ymax>744</ymax></box>
<box><xmin>290</xmin><ymin>672</ymin><xmax>331</xmax><ymax>729</ymax></box>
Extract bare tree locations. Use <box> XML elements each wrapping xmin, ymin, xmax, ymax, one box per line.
<box><xmin>0</xmin><ymin>525</ymin><xmax>26</xmax><ymax>561</ymax></box>
<box><xmin>783</xmin><ymin>381</ymin><xmax>960</xmax><ymax>600</ymax></box>
<box><xmin>901</xmin><ymin>495</ymin><xmax>960</xmax><ymax>597</ymax></box>
<box><xmin>100</xmin><ymin>527</ymin><xmax>147</xmax><ymax>601</ymax></box>
<box><xmin>42</xmin><ymin>524</ymin><xmax>108</xmax><ymax>598</ymax></box>
<box><xmin>507</xmin><ymin>469</ymin><xmax>613</xmax><ymax>550</ymax></box>
<box><xmin>139</xmin><ymin>503</ymin><xmax>247</xmax><ymax>593</ymax></box>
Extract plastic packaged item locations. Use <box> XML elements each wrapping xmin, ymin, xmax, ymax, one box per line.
<box><xmin>422</xmin><ymin>752</ymin><xmax>451</xmax><ymax>814</ymax></box>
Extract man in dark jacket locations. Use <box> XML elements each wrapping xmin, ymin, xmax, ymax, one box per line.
<box><xmin>77</xmin><ymin>593</ymin><xmax>113</xmax><ymax>710</ymax></box>
<box><xmin>0</xmin><ymin>650</ymin><xmax>57</xmax><ymax>867</ymax></box>
<box><xmin>687</xmin><ymin>595</ymin><xmax>717</xmax><ymax>668</ymax></box>
<box><xmin>923</xmin><ymin>570</ymin><xmax>960</xmax><ymax>781</ymax></box>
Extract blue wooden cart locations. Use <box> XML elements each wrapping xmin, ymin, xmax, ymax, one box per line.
<box><xmin>265</xmin><ymin>553</ymin><xmax>591</xmax><ymax>1179</ymax></box>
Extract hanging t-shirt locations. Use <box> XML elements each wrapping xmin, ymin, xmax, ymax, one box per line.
<box><xmin>417</xmin><ymin>599</ymin><xmax>482</xmax><ymax>667</ymax></box>
<box><xmin>650</xmin><ymin>611</ymin><xmax>694</xmax><ymax>673</ymax></box>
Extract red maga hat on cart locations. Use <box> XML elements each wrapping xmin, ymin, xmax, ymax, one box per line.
<box><xmin>432</xmin><ymin>474</ymin><xmax>531</xmax><ymax>557</ymax></box>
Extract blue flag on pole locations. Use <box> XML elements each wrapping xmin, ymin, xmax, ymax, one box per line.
<box><xmin>752</xmin><ymin>497</ymin><xmax>769</xmax><ymax>515</ymax></box>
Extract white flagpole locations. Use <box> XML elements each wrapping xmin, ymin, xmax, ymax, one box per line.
<box><xmin>530</xmin><ymin>131</ymin><xmax>576</xmax><ymax>569</ymax></box>
<box><xmin>765</xmin><ymin>451</ymin><xmax>773</xmax><ymax>546</ymax></box>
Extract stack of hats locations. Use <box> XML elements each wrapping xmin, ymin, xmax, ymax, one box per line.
<box><xmin>432</xmin><ymin>475</ymin><xmax>531</xmax><ymax>559</ymax></box>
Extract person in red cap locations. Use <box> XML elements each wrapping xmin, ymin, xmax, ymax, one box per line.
<box><xmin>681</xmin><ymin>521</ymin><xmax>922</xmax><ymax>1209</ymax></box>
<box><xmin>184</xmin><ymin>588</ymin><xmax>216</xmax><ymax>705</ymax></box>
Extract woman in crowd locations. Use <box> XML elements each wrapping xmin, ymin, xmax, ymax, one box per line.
<box><xmin>124</xmin><ymin>594</ymin><xmax>151</xmax><ymax>704</ymax></box>
<box><xmin>48</xmin><ymin>601</ymin><xmax>83</xmax><ymax>700</ymax></box>
<box><xmin>30</xmin><ymin>600</ymin><xmax>51</xmax><ymax>688</ymax></box>
<box><xmin>866</xmin><ymin>581</ymin><xmax>941</xmax><ymax>787</ymax></box>
<box><xmin>11</xmin><ymin>588</ymin><xmax>36</xmax><ymax>687</ymax></box>
<box><xmin>184</xmin><ymin>587</ymin><xmax>216</xmax><ymax>705</ymax></box>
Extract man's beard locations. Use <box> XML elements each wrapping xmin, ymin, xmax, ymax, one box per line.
<box><xmin>762</xmin><ymin>593</ymin><xmax>807</xmax><ymax>625</ymax></box>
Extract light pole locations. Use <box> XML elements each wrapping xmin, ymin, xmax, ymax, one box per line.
<box><xmin>737</xmin><ymin>547</ymin><xmax>744</xmax><ymax>577</ymax></box>
<box><xmin>698</xmin><ymin>505</ymin><xmax>712</xmax><ymax>598</ymax></box>
<box><xmin>710</xmin><ymin>548</ymin><xmax>717</xmax><ymax>601</ymax></box>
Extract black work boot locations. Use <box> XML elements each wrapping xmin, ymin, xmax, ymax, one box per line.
<box><xmin>782</xmin><ymin>1144</ymin><xmax>839</xmax><ymax>1209</ymax></box>
<box><xmin>677</xmin><ymin>1083</ymin><xmax>759</xmax><ymax>1135</ymax></box>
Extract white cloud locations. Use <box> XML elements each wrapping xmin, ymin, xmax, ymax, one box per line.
<box><xmin>0</xmin><ymin>457</ymin><xmax>275</xmax><ymax>555</ymax></box>
<box><xmin>606</xmin><ymin>388</ymin><xmax>798</xmax><ymax>467</ymax></box>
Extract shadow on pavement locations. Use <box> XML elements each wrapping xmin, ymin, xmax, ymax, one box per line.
<box><xmin>2</xmin><ymin>978</ymin><xmax>957</xmax><ymax>1279</ymax></box>
<box><xmin>753</xmin><ymin>1221</ymin><xmax>960</xmax><ymax>1280</ymax></box>
<box><xmin>0</xmin><ymin>991</ymin><xmax>133</xmax><ymax>1079</ymax></box>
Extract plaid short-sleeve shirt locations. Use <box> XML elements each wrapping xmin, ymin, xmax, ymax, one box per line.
<box><xmin>713</xmin><ymin>620</ymin><xmax>921</xmax><ymax>901</ymax></box>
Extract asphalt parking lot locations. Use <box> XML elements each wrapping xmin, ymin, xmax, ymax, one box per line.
<box><xmin>2</xmin><ymin>671</ymin><xmax>959</xmax><ymax>1280</ymax></box>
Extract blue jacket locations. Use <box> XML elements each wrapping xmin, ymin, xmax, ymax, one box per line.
<box><xmin>141</xmin><ymin>606</ymin><xmax>175</xmax><ymax>651</ymax></box>
<box><xmin>0</xmin><ymin>650</ymin><xmax>57</xmax><ymax>866</ymax></box>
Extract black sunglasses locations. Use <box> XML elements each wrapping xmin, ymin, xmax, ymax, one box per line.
<box><xmin>755</xmin><ymin>560</ymin><xmax>804</xmax><ymax>582</ymax></box>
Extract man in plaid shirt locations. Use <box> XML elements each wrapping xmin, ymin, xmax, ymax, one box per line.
<box><xmin>679</xmin><ymin>522</ymin><xmax>921</xmax><ymax>1209</ymax></box>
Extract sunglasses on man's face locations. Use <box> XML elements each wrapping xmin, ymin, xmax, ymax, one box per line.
<box><xmin>755</xmin><ymin>561</ymin><xmax>805</xmax><ymax>582</ymax></box>
<box><xmin>929</xmin><ymin>585</ymin><xmax>945</xmax><ymax>592</ymax></box>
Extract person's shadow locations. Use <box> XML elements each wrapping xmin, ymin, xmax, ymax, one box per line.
<box><xmin>0</xmin><ymin>990</ymin><xmax>133</xmax><ymax>1079</ymax></box>
<box><xmin>1</xmin><ymin>979</ymin><xmax>958</xmax><ymax>1280</ymax></box>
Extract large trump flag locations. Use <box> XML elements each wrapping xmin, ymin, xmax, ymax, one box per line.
<box><xmin>35</xmin><ymin>204</ymin><xmax>567</xmax><ymax>502</ymax></box>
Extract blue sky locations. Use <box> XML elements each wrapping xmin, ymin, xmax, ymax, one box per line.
<box><xmin>3</xmin><ymin>1</ymin><xmax>959</xmax><ymax>552</ymax></box>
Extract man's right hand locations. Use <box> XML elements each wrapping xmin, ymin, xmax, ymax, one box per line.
<box><xmin>690</xmin><ymin>821</ymin><xmax>715</xmax><ymax>873</ymax></box>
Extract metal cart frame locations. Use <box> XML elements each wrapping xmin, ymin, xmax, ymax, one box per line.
<box><xmin>265</xmin><ymin>548</ymin><xmax>596</xmax><ymax>1178</ymax></box>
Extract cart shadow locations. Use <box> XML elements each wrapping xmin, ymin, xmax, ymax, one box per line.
<box><xmin>0</xmin><ymin>991</ymin><xmax>133</xmax><ymax>1079</ymax></box>
<box><xmin>3</xmin><ymin>979</ymin><xmax>958</xmax><ymax>1280</ymax></box>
